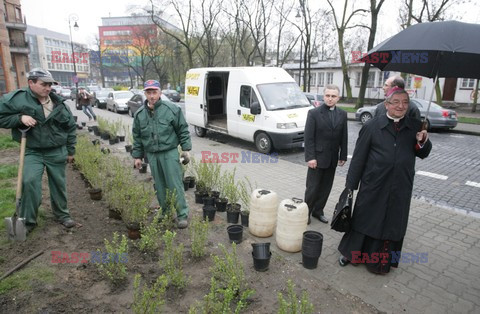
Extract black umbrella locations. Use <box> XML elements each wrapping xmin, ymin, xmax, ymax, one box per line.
<box><xmin>359</xmin><ymin>20</ymin><xmax>480</xmax><ymax>122</ymax></box>
<box><xmin>360</xmin><ymin>20</ymin><xmax>480</xmax><ymax>79</ymax></box>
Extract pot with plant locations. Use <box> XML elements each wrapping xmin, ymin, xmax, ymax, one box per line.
<box><xmin>240</xmin><ymin>209</ymin><xmax>249</xmax><ymax>227</ymax></box>
<box><xmin>121</xmin><ymin>185</ymin><xmax>152</xmax><ymax>240</ymax></box>
<box><xmin>238</xmin><ymin>177</ymin><xmax>254</xmax><ymax>227</ymax></box>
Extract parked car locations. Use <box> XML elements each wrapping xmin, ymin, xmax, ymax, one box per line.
<box><xmin>106</xmin><ymin>91</ymin><xmax>134</xmax><ymax>113</ymax></box>
<box><xmin>162</xmin><ymin>89</ymin><xmax>181</xmax><ymax>102</ymax></box>
<box><xmin>355</xmin><ymin>98</ymin><xmax>458</xmax><ymax>130</ymax></box>
<box><xmin>127</xmin><ymin>93</ymin><xmax>176</xmax><ymax>117</ymax></box>
<box><xmin>94</xmin><ymin>90</ymin><xmax>110</xmax><ymax>109</ymax></box>
<box><xmin>304</xmin><ymin>92</ymin><xmax>323</xmax><ymax>107</ymax></box>
<box><xmin>60</xmin><ymin>88</ymin><xmax>71</xmax><ymax>98</ymax></box>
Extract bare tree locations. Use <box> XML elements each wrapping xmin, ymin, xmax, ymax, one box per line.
<box><xmin>197</xmin><ymin>0</ymin><xmax>223</xmax><ymax>66</ymax></box>
<box><xmin>271</xmin><ymin>0</ymin><xmax>298</xmax><ymax>67</ymax></box>
<box><xmin>327</xmin><ymin>0</ymin><xmax>367</xmax><ymax>100</ymax></box>
<box><xmin>356</xmin><ymin>0</ymin><xmax>386</xmax><ymax>109</ymax></box>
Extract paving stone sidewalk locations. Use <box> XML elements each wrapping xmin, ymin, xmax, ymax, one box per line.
<box><xmin>191</xmin><ymin>135</ymin><xmax>480</xmax><ymax>314</ymax></box>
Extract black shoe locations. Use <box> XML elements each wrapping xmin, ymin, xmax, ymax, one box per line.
<box><xmin>312</xmin><ymin>213</ymin><xmax>329</xmax><ymax>224</ymax></box>
<box><xmin>339</xmin><ymin>255</ymin><xmax>350</xmax><ymax>267</ymax></box>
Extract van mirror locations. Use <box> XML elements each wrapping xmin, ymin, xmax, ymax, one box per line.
<box><xmin>250</xmin><ymin>102</ymin><xmax>261</xmax><ymax>115</ymax></box>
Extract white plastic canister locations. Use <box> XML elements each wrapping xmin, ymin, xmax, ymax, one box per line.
<box><xmin>249</xmin><ymin>189</ymin><xmax>279</xmax><ymax>237</ymax></box>
<box><xmin>276</xmin><ymin>197</ymin><xmax>308</xmax><ymax>252</ymax></box>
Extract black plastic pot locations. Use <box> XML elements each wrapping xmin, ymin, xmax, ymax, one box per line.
<box><xmin>88</xmin><ymin>188</ymin><xmax>102</xmax><ymax>201</ymax></box>
<box><xmin>302</xmin><ymin>231</ymin><xmax>323</xmax><ymax>258</ymax></box>
<box><xmin>101</xmin><ymin>132</ymin><xmax>110</xmax><ymax>140</ymax></box>
<box><xmin>241</xmin><ymin>212</ymin><xmax>249</xmax><ymax>227</ymax></box>
<box><xmin>203</xmin><ymin>196</ymin><xmax>215</xmax><ymax>206</ymax></box>
<box><xmin>108</xmin><ymin>209</ymin><xmax>122</xmax><ymax>220</ymax></box>
<box><xmin>215</xmin><ymin>198</ymin><xmax>228</xmax><ymax>212</ymax></box>
<box><xmin>125</xmin><ymin>145</ymin><xmax>132</xmax><ymax>153</ymax></box>
<box><xmin>77</xmin><ymin>125</ymin><xmax>83</xmax><ymax>130</ymax></box>
<box><xmin>211</xmin><ymin>191</ymin><xmax>220</xmax><ymax>199</ymax></box>
<box><xmin>118</xmin><ymin>135</ymin><xmax>125</xmax><ymax>142</ymax></box>
<box><xmin>92</xmin><ymin>139</ymin><xmax>100</xmax><ymax>146</ymax></box>
<box><xmin>203</xmin><ymin>205</ymin><xmax>216</xmax><ymax>222</ymax></box>
<box><xmin>252</xmin><ymin>242</ymin><xmax>271</xmax><ymax>259</ymax></box>
<box><xmin>109</xmin><ymin>138</ymin><xmax>116</xmax><ymax>145</ymax></box>
<box><xmin>195</xmin><ymin>191</ymin><xmax>207</xmax><ymax>204</ymax></box>
<box><xmin>73</xmin><ymin>116</ymin><xmax>78</xmax><ymax>122</ymax></box>
<box><xmin>252</xmin><ymin>252</ymin><xmax>272</xmax><ymax>272</ymax></box>
<box><xmin>93</xmin><ymin>129</ymin><xmax>100</xmax><ymax>136</ymax></box>
<box><xmin>186</xmin><ymin>176</ymin><xmax>195</xmax><ymax>188</ymax></box>
<box><xmin>227</xmin><ymin>224</ymin><xmax>243</xmax><ymax>244</ymax></box>
<box><xmin>126</xmin><ymin>224</ymin><xmax>141</xmax><ymax>240</ymax></box>
<box><xmin>226</xmin><ymin>211</ymin><xmax>240</xmax><ymax>224</ymax></box>
<box><xmin>87</xmin><ymin>126</ymin><xmax>93</xmax><ymax>132</ymax></box>
<box><xmin>302</xmin><ymin>254</ymin><xmax>320</xmax><ymax>270</ymax></box>
<box><xmin>139</xmin><ymin>163</ymin><xmax>148</xmax><ymax>173</ymax></box>
<box><xmin>183</xmin><ymin>179</ymin><xmax>190</xmax><ymax>191</ymax></box>
<box><xmin>81</xmin><ymin>122</ymin><xmax>86</xmax><ymax>126</ymax></box>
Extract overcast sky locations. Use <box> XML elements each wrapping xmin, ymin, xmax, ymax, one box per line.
<box><xmin>22</xmin><ymin>0</ymin><xmax>480</xmax><ymax>48</ymax></box>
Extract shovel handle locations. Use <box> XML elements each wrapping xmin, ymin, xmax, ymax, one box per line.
<box><xmin>15</xmin><ymin>129</ymin><xmax>28</xmax><ymax>203</ymax></box>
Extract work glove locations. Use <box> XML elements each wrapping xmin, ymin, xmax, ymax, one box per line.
<box><xmin>180</xmin><ymin>151</ymin><xmax>190</xmax><ymax>165</ymax></box>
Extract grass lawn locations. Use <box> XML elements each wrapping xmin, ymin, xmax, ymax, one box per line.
<box><xmin>458</xmin><ymin>116</ymin><xmax>480</xmax><ymax>125</ymax></box>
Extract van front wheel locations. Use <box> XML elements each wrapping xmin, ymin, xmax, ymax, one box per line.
<box><xmin>195</xmin><ymin>126</ymin><xmax>207</xmax><ymax>137</ymax></box>
<box><xmin>255</xmin><ymin>132</ymin><xmax>272</xmax><ymax>154</ymax></box>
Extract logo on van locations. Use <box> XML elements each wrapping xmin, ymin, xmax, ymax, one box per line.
<box><xmin>186</xmin><ymin>73</ymin><xmax>200</xmax><ymax>80</ymax></box>
<box><xmin>287</xmin><ymin>113</ymin><xmax>298</xmax><ymax>118</ymax></box>
<box><xmin>242</xmin><ymin>114</ymin><xmax>255</xmax><ymax>122</ymax></box>
<box><xmin>187</xmin><ymin>86</ymin><xmax>199</xmax><ymax>96</ymax></box>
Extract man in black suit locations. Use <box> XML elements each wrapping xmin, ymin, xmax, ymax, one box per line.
<box><xmin>304</xmin><ymin>84</ymin><xmax>348</xmax><ymax>224</ymax></box>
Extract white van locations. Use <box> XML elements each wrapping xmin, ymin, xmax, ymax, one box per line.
<box><xmin>184</xmin><ymin>67</ymin><xmax>311</xmax><ymax>153</ymax></box>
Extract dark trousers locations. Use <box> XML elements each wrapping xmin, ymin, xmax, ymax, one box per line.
<box><xmin>304</xmin><ymin>166</ymin><xmax>336</xmax><ymax>216</ymax></box>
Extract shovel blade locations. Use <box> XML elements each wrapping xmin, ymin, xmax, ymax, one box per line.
<box><xmin>4</xmin><ymin>217</ymin><xmax>27</xmax><ymax>242</ymax></box>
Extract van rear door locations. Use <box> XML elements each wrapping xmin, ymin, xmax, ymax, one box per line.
<box><xmin>185</xmin><ymin>71</ymin><xmax>207</xmax><ymax>128</ymax></box>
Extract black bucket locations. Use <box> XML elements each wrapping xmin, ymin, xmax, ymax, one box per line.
<box><xmin>215</xmin><ymin>198</ymin><xmax>228</xmax><ymax>212</ymax></box>
<box><xmin>227</xmin><ymin>224</ymin><xmax>243</xmax><ymax>244</ymax></box>
<box><xmin>252</xmin><ymin>242</ymin><xmax>271</xmax><ymax>259</ymax></box>
<box><xmin>203</xmin><ymin>196</ymin><xmax>215</xmax><ymax>206</ymax></box>
<box><xmin>226</xmin><ymin>211</ymin><xmax>240</xmax><ymax>224</ymax></box>
<box><xmin>302</xmin><ymin>231</ymin><xmax>323</xmax><ymax>258</ymax></box>
<box><xmin>302</xmin><ymin>254</ymin><xmax>320</xmax><ymax>270</ymax></box>
<box><xmin>252</xmin><ymin>252</ymin><xmax>271</xmax><ymax>272</ymax></box>
<box><xmin>203</xmin><ymin>205</ymin><xmax>216</xmax><ymax>222</ymax></box>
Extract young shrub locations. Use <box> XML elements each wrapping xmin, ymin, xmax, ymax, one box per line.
<box><xmin>189</xmin><ymin>216</ymin><xmax>209</xmax><ymax>258</ymax></box>
<box><xmin>94</xmin><ymin>232</ymin><xmax>129</xmax><ymax>284</ymax></box>
<box><xmin>208</xmin><ymin>243</ymin><xmax>255</xmax><ymax>311</ymax></box>
<box><xmin>137</xmin><ymin>210</ymin><xmax>163</xmax><ymax>253</ymax></box>
<box><xmin>133</xmin><ymin>273</ymin><xmax>168</xmax><ymax>314</ymax></box>
<box><xmin>161</xmin><ymin>230</ymin><xmax>188</xmax><ymax>289</ymax></box>
<box><xmin>277</xmin><ymin>279</ymin><xmax>314</xmax><ymax>314</ymax></box>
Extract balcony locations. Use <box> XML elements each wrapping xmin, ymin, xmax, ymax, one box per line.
<box><xmin>4</xmin><ymin>15</ymin><xmax>27</xmax><ymax>31</ymax></box>
<box><xmin>9</xmin><ymin>40</ymin><xmax>30</xmax><ymax>55</ymax></box>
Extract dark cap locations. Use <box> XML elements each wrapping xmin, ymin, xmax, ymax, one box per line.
<box><xmin>144</xmin><ymin>80</ymin><xmax>160</xmax><ymax>91</ymax></box>
<box><xmin>28</xmin><ymin>68</ymin><xmax>58</xmax><ymax>84</ymax></box>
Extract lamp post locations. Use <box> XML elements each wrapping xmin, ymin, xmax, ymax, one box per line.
<box><xmin>296</xmin><ymin>9</ymin><xmax>303</xmax><ymax>90</ymax></box>
<box><xmin>68</xmin><ymin>14</ymin><xmax>79</xmax><ymax>107</ymax></box>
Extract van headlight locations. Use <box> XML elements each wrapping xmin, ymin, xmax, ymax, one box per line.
<box><xmin>277</xmin><ymin>122</ymin><xmax>297</xmax><ymax>129</ymax></box>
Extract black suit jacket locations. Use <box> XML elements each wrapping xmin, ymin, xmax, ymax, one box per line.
<box><xmin>304</xmin><ymin>104</ymin><xmax>348</xmax><ymax>168</ymax></box>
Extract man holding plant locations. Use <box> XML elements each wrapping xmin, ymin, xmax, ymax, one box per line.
<box><xmin>132</xmin><ymin>80</ymin><xmax>192</xmax><ymax>229</ymax></box>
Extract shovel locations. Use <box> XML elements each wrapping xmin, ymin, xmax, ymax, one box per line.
<box><xmin>5</xmin><ymin>128</ymin><xmax>29</xmax><ymax>241</ymax></box>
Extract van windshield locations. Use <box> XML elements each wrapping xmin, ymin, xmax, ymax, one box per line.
<box><xmin>257</xmin><ymin>82</ymin><xmax>311</xmax><ymax>111</ymax></box>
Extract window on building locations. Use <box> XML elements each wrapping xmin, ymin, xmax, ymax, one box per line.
<box><xmin>355</xmin><ymin>72</ymin><xmax>361</xmax><ymax>86</ymax></box>
<box><xmin>15</xmin><ymin>7</ymin><xmax>21</xmax><ymax>20</ymax></box>
<box><xmin>366</xmin><ymin>72</ymin><xmax>375</xmax><ymax>88</ymax></box>
<box><xmin>461</xmin><ymin>78</ymin><xmax>475</xmax><ymax>88</ymax></box>
<box><xmin>326</xmin><ymin>72</ymin><xmax>333</xmax><ymax>85</ymax></box>
<box><xmin>318</xmin><ymin>72</ymin><xmax>324</xmax><ymax>86</ymax></box>
<box><xmin>377</xmin><ymin>72</ymin><xmax>383</xmax><ymax>87</ymax></box>
<box><xmin>310</xmin><ymin>74</ymin><xmax>316</xmax><ymax>86</ymax></box>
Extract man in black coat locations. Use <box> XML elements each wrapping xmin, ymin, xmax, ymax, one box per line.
<box><xmin>304</xmin><ymin>84</ymin><xmax>348</xmax><ymax>224</ymax></box>
<box><xmin>338</xmin><ymin>89</ymin><xmax>432</xmax><ymax>274</ymax></box>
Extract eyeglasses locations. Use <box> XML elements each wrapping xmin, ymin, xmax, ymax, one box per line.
<box><xmin>387</xmin><ymin>100</ymin><xmax>408</xmax><ymax>106</ymax></box>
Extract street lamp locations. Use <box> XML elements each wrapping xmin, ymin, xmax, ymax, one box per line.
<box><xmin>296</xmin><ymin>9</ymin><xmax>303</xmax><ymax>90</ymax></box>
<box><xmin>68</xmin><ymin>14</ymin><xmax>79</xmax><ymax>107</ymax></box>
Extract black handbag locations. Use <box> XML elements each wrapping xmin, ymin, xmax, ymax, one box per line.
<box><xmin>331</xmin><ymin>188</ymin><xmax>353</xmax><ymax>232</ymax></box>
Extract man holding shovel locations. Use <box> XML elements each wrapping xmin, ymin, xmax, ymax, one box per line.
<box><xmin>0</xmin><ymin>68</ymin><xmax>77</xmax><ymax>233</ymax></box>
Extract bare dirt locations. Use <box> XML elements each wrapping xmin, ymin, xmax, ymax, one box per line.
<box><xmin>0</xmin><ymin>128</ymin><xmax>378</xmax><ymax>313</ymax></box>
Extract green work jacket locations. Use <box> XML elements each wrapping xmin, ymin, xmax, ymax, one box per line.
<box><xmin>0</xmin><ymin>88</ymin><xmax>77</xmax><ymax>155</ymax></box>
<box><xmin>132</xmin><ymin>99</ymin><xmax>191</xmax><ymax>159</ymax></box>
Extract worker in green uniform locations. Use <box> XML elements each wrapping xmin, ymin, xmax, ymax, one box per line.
<box><xmin>132</xmin><ymin>80</ymin><xmax>192</xmax><ymax>228</ymax></box>
<box><xmin>0</xmin><ymin>68</ymin><xmax>77</xmax><ymax>232</ymax></box>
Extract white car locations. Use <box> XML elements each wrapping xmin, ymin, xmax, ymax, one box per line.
<box><xmin>106</xmin><ymin>91</ymin><xmax>134</xmax><ymax>113</ymax></box>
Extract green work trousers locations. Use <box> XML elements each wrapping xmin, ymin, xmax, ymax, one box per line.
<box><xmin>21</xmin><ymin>146</ymin><xmax>71</xmax><ymax>225</ymax></box>
<box><xmin>147</xmin><ymin>148</ymin><xmax>188</xmax><ymax>219</ymax></box>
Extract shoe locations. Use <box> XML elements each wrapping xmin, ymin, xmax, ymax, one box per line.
<box><xmin>339</xmin><ymin>255</ymin><xmax>350</xmax><ymax>267</ymax></box>
<box><xmin>312</xmin><ymin>213</ymin><xmax>329</xmax><ymax>224</ymax></box>
<box><xmin>177</xmin><ymin>219</ymin><xmax>188</xmax><ymax>229</ymax></box>
<box><xmin>60</xmin><ymin>219</ymin><xmax>76</xmax><ymax>228</ymax></box>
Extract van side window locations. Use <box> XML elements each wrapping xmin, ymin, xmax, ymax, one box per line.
<box><xmin>240</xmin><ymin>86</ymin><xmax>259</xmax><ymax>108</ymax></box>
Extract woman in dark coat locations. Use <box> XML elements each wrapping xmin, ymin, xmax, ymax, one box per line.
<box><xmin>338</xmin><ymin>89</ymin><xmax>432</xmax><ymax>274</ymax></box>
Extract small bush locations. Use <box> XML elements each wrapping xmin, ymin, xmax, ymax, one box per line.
<box><xmin>137</xmin><ymin>210</ymin><xmax>163</xmax><ymax>253</ymax></box>
<box><xmin>189</xmin><ymin>216</ymin><xmax>209</xmax><ymax>258</ymax></box>
<box><xmin>95</xmin><ymin>232</ymin><xmax>129</xmax><ymax>284</ymax></box>
<box><xmin>133</xmin><ymin>273</ymin><xmax>168</xmax><ymax>314</ymax></box>
<box><xmin>277</xmin><ymin>279</ymin><xmax>314</xmax><ymax>314</ymax></box>
<box><xmin>161</xmin><ymin>230</ymin><xmax>188</xmax><ymax>289</ymax></box>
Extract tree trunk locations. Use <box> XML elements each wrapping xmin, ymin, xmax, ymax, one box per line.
<box><xmin>435</xmin><ymin>79</ymin><xmax>442</xmax><ymax>105</ymax></box>
<box><xmin>472</xmin><ymin>79</ymin><xmax>479</xmax><ymax>113</ymax></box>
<box><xmin>338</xmin><ymin>30</ymin><xmax>352</xmax><ymax>100</ymax></box>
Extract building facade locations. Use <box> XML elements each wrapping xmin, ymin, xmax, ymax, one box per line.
<box><xmin>0</xmin><ymin>0</ymin><xmax>29</xmax><ymax>95</ymax></box>
<box><xmin>26</xmin><ymin>25</ymin><xmax>90</xmax><ymax>87</ymax></box>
